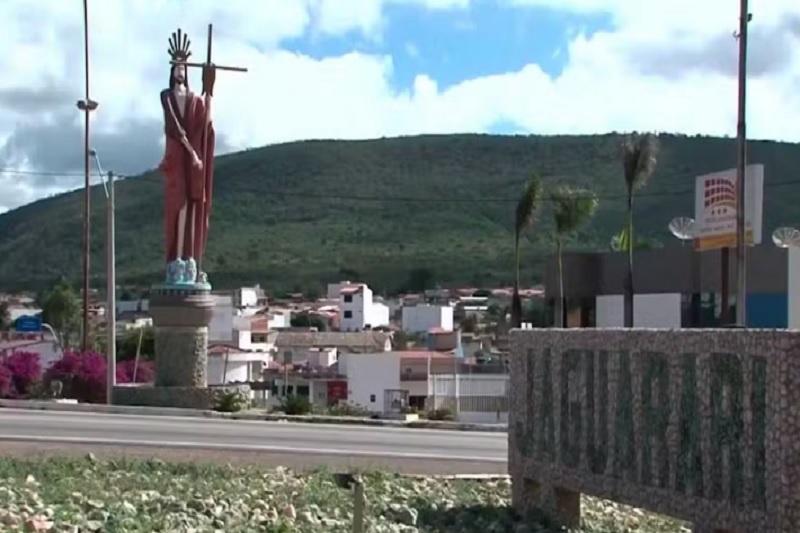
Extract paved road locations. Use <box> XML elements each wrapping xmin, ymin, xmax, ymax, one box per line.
<box><xmin>0</xmin><ymin>409</ymin><xmax>507</xmax><ymax>473</ymax></box>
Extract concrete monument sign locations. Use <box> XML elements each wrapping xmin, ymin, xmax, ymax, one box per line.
<box><xmin>509</xmin><ymin>329</ymin><xmax>800</xmax><ymax>533</ymax></box>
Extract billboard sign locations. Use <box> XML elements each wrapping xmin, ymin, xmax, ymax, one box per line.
<box><xmin>693</xmin><ymin>164</ymin><xmax>764</xmax><ymax>251</ymax></box>
<box><xmin>14</xmin><ymin>314</ymin><xmax>42</xmax><ymax>333</ymax></box>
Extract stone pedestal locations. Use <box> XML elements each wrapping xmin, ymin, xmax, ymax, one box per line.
<box><xmin>114</xmin><ymin>284</ymin><xmax>230</xmax><ymax>410</ymax></box>
<box><xmin>149</xmin><ymin>285</ymin><xmax>215</xmax><ymax>387</ymax></box>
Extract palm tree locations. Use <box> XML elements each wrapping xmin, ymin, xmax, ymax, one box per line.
<box><xmin>551</xmin><ymin>185</ymin><xmax>599</xmax><ymax>328</ymax></box>
<box><xmin>620</xmin><ymin>133</ymin><xmax>659</xmax><ymax>327</ymax></box>
<box><xmin>511</xmin><ymin>174</ymin><xmax>543</xmax><ymax>328</ymax></box>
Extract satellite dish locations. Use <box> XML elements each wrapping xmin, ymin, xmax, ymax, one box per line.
<box><xmin>668</xmin><ymin>217</ymin><xmax>695</xmax><ymax>244</ymax></box>
<box><xmin>772</xmin><ymin>227</ymin><xmax>800</xmax><ymax>248</ymax></box>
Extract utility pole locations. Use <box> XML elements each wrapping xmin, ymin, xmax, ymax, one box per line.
<box><xmin>77</xmin><ymin>0</ymin><xmax>98</xmax><ymax>351</ymax></box>
<box><xmin>734</xmin><ymin>0</ymin><xmax>751</xmax><ymax>326</ymax></box>
<box><xmin>90</xmin><ymin>151</ymin><xmax>115</xmax><ymax>404</ymax></box>
<box><xmin>106</xmin><ymin>170</ymin><xmax>116</xmax><ymax>404</ymax></box>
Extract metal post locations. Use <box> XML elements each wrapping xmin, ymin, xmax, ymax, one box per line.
<box><xmin>81</xmin><ymin>0</ymin><xmax>92</xmax><ymax>352</ymax></box>
<box><xmin>352</xmin><ymin>478</ymin><xmax>365</xmax><ymax>533</ymax></box>
<box><xmin>734</xmin><ymin>0</ymin><xmax>751</xmax><ymax>326</ymax></box>
<box><xmin>106</xmin><ymin>171</ymin><xmax>116</xmax><ymax>404</ymax></box>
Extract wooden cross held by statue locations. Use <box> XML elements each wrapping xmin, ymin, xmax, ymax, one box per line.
<box><xmin>169</xmin><ymin>24</ymin><xmax>247</xmax><ymax>273</ymax></box>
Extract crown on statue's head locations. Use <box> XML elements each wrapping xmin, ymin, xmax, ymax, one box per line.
<box><xmin>168</xmin><ymin>29</ymin><xmax>192</xmax><ymax>61</ymax></box>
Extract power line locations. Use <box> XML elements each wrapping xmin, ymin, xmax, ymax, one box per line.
<box><xmin>0</xmin><ymin>166</ymin><xmax>799</xmax><ymax>204</ymax></box>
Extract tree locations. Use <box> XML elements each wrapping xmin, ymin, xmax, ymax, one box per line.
<box><xmin>290</xmin><ymin>312</ymin><xmax>328</xmax><ymax>331</ymax></box>
<box><xmin>0</xmin><ymin>301</ymin><xmax>11</xmax><ymax>331</ymax></box>
<box><xmin>620</xmin><ymin>133</ymin><xmax>659</xmax><ymax>327</ymax></box>
<box><xmin>551</xmin><ymin>185</ymin><xmax>598</xmax><ymax>327</ymax></box>
<box><xmin>118</xmin><ymin>326</ymin><xmax>155</xmax><ymax>361</ymax></box>
<box><xmin>609</xmin><ymin>226</ymin><xmax>660</xmax><ymax>252</ymax></box>
<box><xmin>512</xmin><ymin>174</ymin><xmax>543</xmax><ymax>328</ymax></box>
<box><xmin>39</xmin><ymin>279</ymin><xmax>81</xmax><ymax>350</ymax></box>
<box><xmin>460</xmin><ymin>314</ymin><xmax>478</xmax><ymax>333</ymax></box>
<box><xmin>392</xmin><ymin>330</ymin><xmax>410</xmax><ymax>350</ymax></box>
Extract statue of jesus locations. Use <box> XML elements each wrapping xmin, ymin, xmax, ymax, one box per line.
<box><xmin>158</xmin><ymin>29</ymin><xmax>217</xmax><ymax>286</ymax></box>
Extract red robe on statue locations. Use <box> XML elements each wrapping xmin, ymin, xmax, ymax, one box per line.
<box><xmin>158</xmin><ymin>89</ymin><xmax>216</xmax><ymax>266</ymax></box>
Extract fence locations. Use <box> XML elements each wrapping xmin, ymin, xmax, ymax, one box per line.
<box><xmin>427</xmin><ymin>373</ymin><xmax>509</xmax><ymax>424</ymax></box>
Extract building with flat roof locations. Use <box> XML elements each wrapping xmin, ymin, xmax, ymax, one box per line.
<box><xmin>543</xmin><ymin>244</ymin><xmax>800</xmax><ymax>328</ymax></box>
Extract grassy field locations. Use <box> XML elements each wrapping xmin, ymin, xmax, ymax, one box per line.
<box><xmin>0</xmin><ymin>455</ymin><xmax>690</xmax><ymax>532</ymax></box>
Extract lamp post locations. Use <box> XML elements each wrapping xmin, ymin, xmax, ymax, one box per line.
<box><xmin>90</xmin><ymin>150</ymin><xmax>116</xmax><ymax>405</ymax></box>
<box><xmin>77</xmin><ymin>0</ymin><xmax>98</xmax><ymax>352</ymax></box>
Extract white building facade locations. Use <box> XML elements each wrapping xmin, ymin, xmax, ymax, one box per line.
<box><xmin>338</xmin><ymin>283</ymin><xmax>390</xmax><ymax>331</ymax></box>
<box><xmin>339</xmin><ymin>351</ymin><xmax>402</xmax><ymax>412</ymax></box>
<box><xmin>401</xmin><ymin>304</ymin><xmax>454</xmax><ymax>333</ymax></box>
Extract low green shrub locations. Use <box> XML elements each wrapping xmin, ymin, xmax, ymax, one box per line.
<box><xmin>213</xmin><ymin>388</ymin><xmax>250</xmax><ymax>413</ymax></box>
<box><xmin>279</xmin><ymin>394</ymin><xmax>313</xmax><ymax>415</ymax></box>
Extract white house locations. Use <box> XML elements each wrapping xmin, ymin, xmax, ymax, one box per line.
<box><xmin>401</xmin><ymin>304</ymin><xmax>454</xmax><ymax>334</ymax></box>
<box><xmin>338</xmin><ymin>282</ymin><xmax>390</xmax><ymax>331</ymax></box>
<box><xmin>234</xmin><ymin>285</ymin><xmax>266</xmax><ymax>309</ymax></box>
<box><xmin>339</xmin><ymin>351</ymin><xmax>403</xmax><ymax>413</ymax></box>
<box><xmin>207</xmin><ymin>344</ymin><xmax>269</xmax><ymax>386</ymax></box>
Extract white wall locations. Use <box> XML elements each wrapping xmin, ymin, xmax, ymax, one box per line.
<box><xmin>788</xmin><ymin>247</ymin><xmax>800</xmax><ymax>329</ymax></box>
<box><xmin>341</xmin><ymin>352</ymin><xmax>401</xmax><ymax>413</ymax></box>
<box><xmin>401</xmin><ymin>305</ymin><xmax>454</xmax><ymax>333</ymax></box>
<box><xmin>340</xmin><ymin>286</ymin><xmax>371</xmax><ymax>331</ymax></box>
<box><xmin>234</xmin><ymin>287</ymin><xmax>259</xmax><ymax>308</ymax></box>
<box><xmin>595</xmin><ymin>293</ymin><xmax>682</xmax><ymax>328</ymax></box>
<box><xmin>429</xmin><ymin>374</ymin><xmax>508</xmax><ymax>424</ymax></box>
<box><xmin>368</xmin><ymin>302</ymin><xmax>390</xmax><ymax>328</ymax></box>
<box><xmin>207</xmin><ymin>353</ymin><xmax>268</xmax><ymax>385</ymax></box>
<box><xmin>207</xmin><ymin>357</ymin><xmax>251</xmax><ymax>385</ymax></box>
<box><xmin>269</xmin><ymin>311</ymin><xmax>292</xmax><ymax>330</ymax></box>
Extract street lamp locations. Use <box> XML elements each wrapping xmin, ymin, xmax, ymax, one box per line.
<box><xmin>89</xmin><ymin>149</ymin><xmax>116</xmax><ymax>405</ymax></box>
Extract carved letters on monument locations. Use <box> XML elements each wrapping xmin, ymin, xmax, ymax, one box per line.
<box><xmin>509</xmin><ymin>330</ymin><xmax>785</xmax><ymax>532</ymax></box>
<box><xmin>516</xmin><ymin>347</ymin><xmax>767</xmax><ymax>505</ymax></box>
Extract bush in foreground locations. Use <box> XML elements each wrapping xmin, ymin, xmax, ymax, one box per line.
<box><xmin>44</xmin><ymin>351</ymin><xmax>107</xmax><ymax>403</ymax></box>
<box><xmin>3</xmin><ymin>351</ymin><xmax>42</xmax><ymax>396</ymax></box>
<box><xmin>116</xmin><ymin>359</ymin><xmax>155</xmax><ymax>384</ymax></box>
<box><xmin>278</xmin><ymin>395</ymin><xmax>313</xmax><ymax>415</ymax></box>
<box><xmin>0</xmin><ymin>363</ymin><xmax>13</xmax><ymax>398</ymax></box>
<box><xmin>0</xmin><ymin>351</ymin><xmax>42</xmax><ymax>398</ymax></box>
<box><xmin>0</xmin><ymin>456</ymin><xmax>690</xmax><ymax>532</ymax></box>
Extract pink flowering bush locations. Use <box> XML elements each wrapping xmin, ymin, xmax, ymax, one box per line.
<box><xmin>116</xmin><ymin>359</ymin><xmax>155</xmax><ymax>384</ymax></box>
<box><xmin>0</xmin><ymin>349</ymin><xmax>158</xmax><ymax>402</ymax></box>
<box><xmin>44</xmin><ymin>351</ymin><xmax>107</xmax><ymax>404</ymax></box>
<box><xmin>3</xmin><ymin>351</ymin><xmax>42</xmax><ymax>398</ymax></box>
<box><xmin>0</xmin><ymin>351</ymin><xmax>43</xmax><ymax>399</ymax></box>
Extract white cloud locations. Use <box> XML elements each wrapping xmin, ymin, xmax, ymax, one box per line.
<box><xmin>0</xmin><ymin>0</ymin><xmax>798</xmax><ymax>211</ymax></box>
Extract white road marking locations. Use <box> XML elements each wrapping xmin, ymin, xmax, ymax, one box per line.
<box><xmin>0</xmin><ymin>435</ymin><xmax>507</xmax><ymax>463</ymax></box>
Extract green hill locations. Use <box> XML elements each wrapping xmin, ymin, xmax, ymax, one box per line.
<box><xmin>1</xmin><ymin>133</ymin><xmax>799</xmax><ymax>294</ymax></box>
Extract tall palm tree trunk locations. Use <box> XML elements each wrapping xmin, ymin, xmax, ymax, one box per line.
<box><xmin>555</xmin><ymin>238</ymin><xmax>564</xmax><ymax>327</ymax></box>
<box><xmin>623</xmin><ymin>189</ymin><xmax>634</xmax><ymax>328</ymax></box>
<box><xmin>511</xmin><ymin>233</ymin><xmax>522</xmax><ymax>328</ymax></box>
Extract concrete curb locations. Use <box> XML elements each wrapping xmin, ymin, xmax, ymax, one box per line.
<box><xmin>0</xmin><ymin>400</ymin><xmax>507</xmax><ymax>433</ymax></box>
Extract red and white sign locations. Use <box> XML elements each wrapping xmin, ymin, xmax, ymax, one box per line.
<box><xmin>693</xmin><ymin>164</ymin><xmax>764</xmax><ymax>251</ymax></box>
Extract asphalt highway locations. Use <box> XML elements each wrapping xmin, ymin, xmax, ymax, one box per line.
<box><xmin>0</xmin><ymin>409</ymin><xmax>507</xmax><ymax>473</ymax></box>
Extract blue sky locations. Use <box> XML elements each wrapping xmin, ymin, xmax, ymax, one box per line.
<box><xmin>286</xmin><ymin>3</ymin><xmax>613</xmax><ymax>96</ymax></box>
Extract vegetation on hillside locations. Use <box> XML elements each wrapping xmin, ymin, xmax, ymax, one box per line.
<box><xmin>1</xmin><ymin>133</ymin><xmax>799</xmax><ymax>294</ymax></box>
